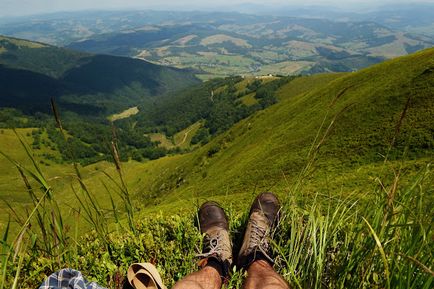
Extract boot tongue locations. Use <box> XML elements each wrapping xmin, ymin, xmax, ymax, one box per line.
<box><xmin>251</xmin><ymin>210</ymin><xmax>272</xmax><ymax>227</ymax></box>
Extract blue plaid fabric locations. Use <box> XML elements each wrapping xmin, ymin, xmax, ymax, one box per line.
<box><xmin>39</xmin><ymin>268</ymin><xmax>106</xmax><ymax>289</ymax></box>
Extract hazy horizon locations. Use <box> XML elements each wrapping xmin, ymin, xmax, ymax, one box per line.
<box><xmin>1</xmin><ymin>0</ymin><xmax>434</xmax><ymax>18</ymax></box>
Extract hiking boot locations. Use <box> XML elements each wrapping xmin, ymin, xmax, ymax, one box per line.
<box><xmin>197</xmin><ymin>201</ymin><xmax>233</xmax><ymax>277</ymax></box>
<box><xmin>237</xmin><ymin>192</ymin><xmax>280</xmax><ymax>268</ymax></box>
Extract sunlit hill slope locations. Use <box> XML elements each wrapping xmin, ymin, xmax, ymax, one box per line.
<box><xmin>1</xmin><ymin>47</ymin><xmax>432</xmax><ymax>223</ymax></box>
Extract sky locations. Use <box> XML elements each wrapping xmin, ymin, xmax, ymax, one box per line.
<box><xmin>1</xmin><ymin>0</ymin><xmax>434</xmax><ymax>17</ymax></box>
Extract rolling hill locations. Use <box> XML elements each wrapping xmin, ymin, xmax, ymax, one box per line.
<box><xmin>0</xmin><ymin>35</ymin><xmax>204</xmax><ymax>165</ymax></box>
<box><xmin>0</xmin><ymin>35</ymin><xmax>199</xmax><ymax>114</ymax></box>
<box><xmin>1</xmin><ymin>47</ymin><xmax>432</xmax><ymax>221</ymax></box>
<box><xmin>0</xmin><ymin>34</ymin><xmax>286</xmax><ymax>165</ymax></box>
<box><xmin>0</xmin><ymin>44</ymin><xmax>433</xmax><ymax>289</ymax></box>
<box><xmin>65</xmin><ymin>13</ymin><xmax>433</xmax><ymax>78</ymax></box>
<box><xmin>102</xmin><ymin>47</ymin><xmax>432</xmax><ymax>213</ymax></box>
<box><xmin>241</xmin><ymin>3</ymin><xmax>434</xmax><ymax>36</ymax></box>
<box><xmin>130</xmin><ymin>47</ymin><xmax>434</xmax><ymax>210</ymax></box>
<box><xmin>1</xmin><ymin>11</ymin><xmax>432</xmax><ymax>79</ymax></box>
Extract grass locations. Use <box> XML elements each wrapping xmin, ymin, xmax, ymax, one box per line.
<box><xmin>172</xmin><ymin>35</ymin><xmax>198</xmax><ymax>46</ymax></box>
<box><xmin>108</xmin><ymin>107</ymin><xmax>139</xmax><ymax>122</ymax></box>
<box><xmin>200</xmin><ymin>34</ymin><xmax>252</xmax><ymax>48</ymax></box>
<box><xmin>259</xmin><ymin>61</ymin><xmax>314</xmax><ymax>75</ymax></box>
<box><xmin>0</xmin><ymin>128</ymin><xmax>143</xmax><ymax>235</ymax></box>
<box><xmin>148</xmin><ymin>133</ymin><xmax>175</xmax><ymax>149</ymax></box>
<box><xmin>147</xmin><ymin>121</ymin><xmax>202</xmax><ymax>150</ymax></box>
<box><xmin>173</xmin><ymin>121</ymin><xmax>202</xmax><ymax>149</ymax></box>
<box><xmin>367</xmin><ymin>32</ymin><xmax>421</xmax><ymax>58</ymax></box>
<box><xmin>1</xmin><ymin>48</ymin><xmax>433</xmax><ymax>215</ymax></box>
<box><xmin>0</xmin><ymin>47</ymin><xmax>433</xmax><ymax>288</ymax></box>
<box><xmin>0</xmin><ymin>130</ymin><xmax>432</xmax><ymax>289</ymax></box>
<box><xmin>156</xmin><ymin>53</ymin><xmax>257</xmax><ymax>78</ymax></box>
<box><xmin>0</xmin><ymin>128</ymin><xmax>62</xmax><ymax>225</ymax></box>
<box><xmin>0</xmin><ymin>35</ymin><xmax>47</xmax><ymax>49</ymax></box>
<box><xmin>2</xmin><ymin>47</ymin><xmax>433</xmax><ymax>220</ymax></box>
<box><xmin>239</xmin><ymin>93</ymin><xmax>258</xmax><ymax>106</ymax></box>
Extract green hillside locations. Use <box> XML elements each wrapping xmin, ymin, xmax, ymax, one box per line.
<box><xmin>0</xmin><ymin>35</ymin><xmax>88</xmax><ymax>78</ymax></box>
<box><xmin>1</xmin><ymin>47</ymin><xmax>432</xmax><ymax>221</ymax></box>
<box><xmin>0</xmin><ymin>35</ymin><xmax>199</xmax><ymax>114</ymax></box>
<box><xmin>0</xmin><ymin>35</ymin><xmax>205</xmax><ymax>164</ymax></box>
<box><xmin>129</xmin><ymin>48</ymin><xmax>433</xmax><ymax>212</ymax></box>
<box><xmin>0</xmin><ymin>48</ymin><xmax>433</xmax><ymax>288</ymax></box>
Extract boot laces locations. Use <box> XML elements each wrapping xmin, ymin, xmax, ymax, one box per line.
<box><xmin>196</xmin><ymin>232</ymin><xmax>227</xmax><ymax>259</ymax></box>
<box><xmin>248</xmin><ymin>219</ymin><xmax>274</xmax><ymax>264</ymax></box>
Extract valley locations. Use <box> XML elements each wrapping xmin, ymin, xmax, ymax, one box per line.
<box><xmin>1</xmin><ymin>11</ymin><xmax>433</xmax><ymax>79</ymax></box>
<box><xmin>0</xmin><ymin>7</ymin><xmax>433</xmax><ymax>289</ymax></box>
<box><xmin>1</xmin><ymin>47</ymin><xmax>433</xmax><ymax>224</ymax></box>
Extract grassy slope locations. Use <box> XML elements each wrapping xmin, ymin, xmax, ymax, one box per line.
<box><xmin>1</xmin><ymin>48</ymin><xmax>433</xmax><ymax>228</ymax></box>
<box><xmin>147</xmin><ymin>121</ymin><xmax>203</xmax><ymax>150</ymax></box>
<box><xmin>0</xmin><ymin>74</ymin><xmax>339</xmax><ymax>229</ymax></box>
<box><xmin>239</xmin><ymin>93</ymin><xmax>258</xmax><ymax>106</ymax></box>
<box><xmin>134</xmin><ymin>48</ymin><xmax>433</xmax><ymax>213</ymax></box>
<box><xmin>173</xmin><ymin>121</ymin><xmax>202</xmax><ymax>148</ymax></box>
<box><xmin>0</xmin><ymin>129</ymin><xmax>35</xmax><ymax>223</ymax></box>
<box><xmin>0</xmin><ymin>129</ymin><xmax>145</xmax><ymax>233</ymax></box>
<box><xmin>1</xmin><ymin>49</ymin><xmax>433</xmax><ymax>289</ymax></box>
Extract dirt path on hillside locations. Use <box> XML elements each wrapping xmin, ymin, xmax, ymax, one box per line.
<box><xmin>178</xmin><ymin>128</ymin><xmax>193</xmax><ymax>145</ymax></box>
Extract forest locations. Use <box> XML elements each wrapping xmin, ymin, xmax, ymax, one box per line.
<box><xmin>0</xmin><ymin>76</ymin><xmax>293</xmax><ymax>165</ymax></box>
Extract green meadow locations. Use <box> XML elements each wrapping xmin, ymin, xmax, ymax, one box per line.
<box><xmin>1</xmin><ymin>48</ymin><xmax>433</xmax><ymax>288</ymax></box>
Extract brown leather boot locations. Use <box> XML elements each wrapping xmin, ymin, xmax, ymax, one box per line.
<box><xmin>237</xmin><ymin>192</ymin><xmax>280</xmax><ymax>268</ymax></box>
<box><xmin>197</xmin><ymin>201</ymin><xmax>233</xmax><ymax>278</ymax></box>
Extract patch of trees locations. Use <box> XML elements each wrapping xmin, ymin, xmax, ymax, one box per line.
<box><xmin>0</xmin><ymin>106</ymin><xmax>176</xmax><ymax>165</ymax></box>
<box><xmin>191</xmin><ymin>128</ymin><xmax>210</xmax><ymax>145</ymax></box>
<box><xmin>44</xmin><ymin>115</ymin><xmax>173</xmax><ymax>165</ymax></box>
<box><xmin>0</xmin><ymin>108</ymin><xmax>51</xmax><ymax>128</ymax></box>
<box><xmin>1</xmin><ymin>75</ymin><xmax>294</xmax><ymax>165</ymax></box>
<box><xmin>133</xmin><ymin>75</ymin><xmax>294</xmax><ymax>145</ymax></box>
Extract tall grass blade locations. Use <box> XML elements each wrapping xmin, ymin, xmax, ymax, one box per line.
<box><xmin>362</xmin><ymin>217</ymin><xmax>390</xmax><ymax>288</ymax></box>
<box><xmin>0</xmin><ymin>217</ymin><xmax>11</xmax><ymax>289</ymax></box>
<box><xmin>11</xmin><ymin>246</ymin><xmax>25</xmax><ymax>289</ymax></box>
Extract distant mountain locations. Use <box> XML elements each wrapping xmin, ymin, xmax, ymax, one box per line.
<box><xmin>362</xmin><ymin>4</ymin><xmax>434</xmax><ymax>37</ymax></box>
<box><xmin>238</xmin><ymin>4</ymin><xmax>434</xmax><ymax>37</ymax></box>
<box><xmin>66</xmin><ymin>13</ymin><xmax>433</xmax><ymax>77</ymax></box>
<box><xmin>1</xmin><ymin>11</ymin><xmax>432</xmax><ymax>78</ymax></box>
<box><xmin>0</xmin><ymin>10</ymin><xmax>226</xmax><ymax>45</ymax></box>
<box><xmin>0</xmin><ymin>35</ymin><xmax>199</xmax><ymax>114</ymax></box>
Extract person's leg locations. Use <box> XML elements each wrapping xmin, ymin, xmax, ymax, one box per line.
<box><xmin>238</xmin><ymin>192</ymin><xmax>290</xmax><ymax>289</ymax></box>
<box><xmin>172</xmin><ymin>201</ymin><xmax>232</xmax><ymax>289</ymax></box>
<box><xmin>243</xmin><ymin>260</ymin><xmax>290</xmax><ymax>289</ymax></box>
<box><xmin>172</xmin><ymin>261</ymin><xmax>222</xmax><ymax>289</ymax></box>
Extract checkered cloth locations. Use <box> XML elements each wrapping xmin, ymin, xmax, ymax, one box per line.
<box><xmin>39</xmin><ymin>268</ymin><xmax>106</xmax><ymax>289</ymax></box>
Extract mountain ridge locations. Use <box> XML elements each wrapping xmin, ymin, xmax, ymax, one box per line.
<box><xmin>66</xmin><ymin>14</ymin><xmax>432</xmax><ymax>78</ymax></box>
<box><xmin>0</xmin><ymin>35</ymin><xmax>200</xmax><ymax>114</ymax></box>
<box><xmin>2</xmin><ymin>11</ymin><xmax>432</xmax><ymax>78</ymax></box>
